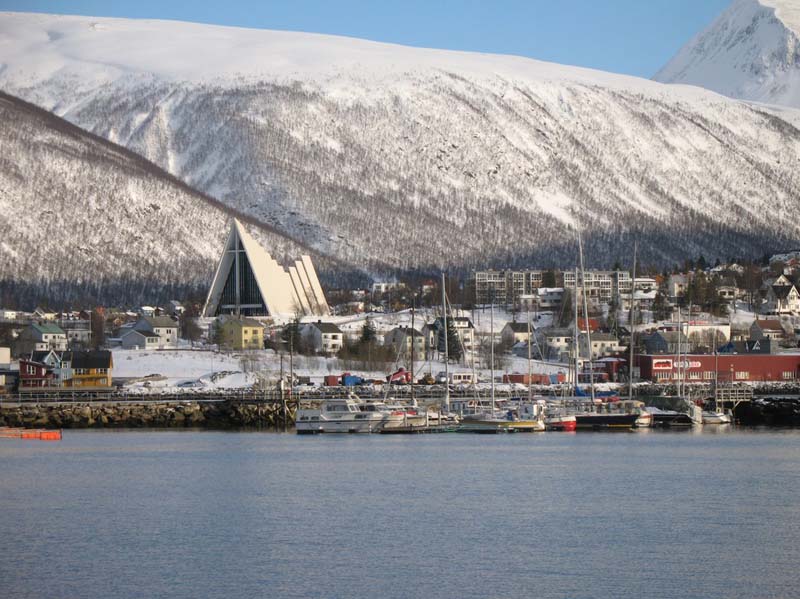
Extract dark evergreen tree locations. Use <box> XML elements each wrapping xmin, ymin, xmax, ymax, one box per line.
<box><xmin>360</xmin><ymin>317</ymin><xmax>377</xmax><ymax>345</ymax></box>
<box><xmin>445</xmin><ymin>318</ymin><xmax>463</xmax><ymax>362</ymax></box>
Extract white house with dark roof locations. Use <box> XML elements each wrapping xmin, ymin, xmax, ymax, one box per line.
<box><xmin>763</xmin><ymin>277</ymin><xmax>800</xmax><ymax>315</ymax></box>
<box><xmin>301</xmin><ymin>320</ymin><xmax>343</xmax><ymax>355</ymax></box>
<box><xmin>133</xmin><ymin>316</ymin><xmax>179</xmax><ymax>348</ymax></box>
<box><xmin>501</xmin><ymin>321</ymin><xmax>532</xmax><ymax>346</ymax></box>
<box><xmin>120</xmin><ymin>329</ymin><xmax>162</xmax><ymax>350</ymax></box>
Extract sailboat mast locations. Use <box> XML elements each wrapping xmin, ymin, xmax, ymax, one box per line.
<box><xmin>628</xmin><ymin>241</ymin><xmax>637</xmax><ymax>402</ymax></box>
<box><xmin>442</xmin><ymin>273</ymin><xmax>450</xmax><ymax>414</ymax></box>
<box><xmin>527</xmin><ymin>306</ymin><xmax>533</xmax><ymax>404</ymax></box>
<box><xmin>490</xmin><ymin>301</ymin><xmax>495</xmax><ymax>414</ymax></box>
<box><xmin>410</xmin><ymin>296</ymin><xmax>415</xmax><ymax>405</ymax></box>
<box><xmin>677</xmin><ymin>306</ymin><xmax>682</xmax><ymax>398</ymax></box>
<box><xmin>577</xmin><ymin>229</ymin><xmax>595</xmax><ymax>402</ymax></box>
<box><xmin>574</xmin><ymin>268</ymin><xmax>579</xmax><ymax>389</ymax></box>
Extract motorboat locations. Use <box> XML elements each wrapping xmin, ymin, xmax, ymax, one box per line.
<box><xmin>296</xmin><ymin>396</ymin><xmax>405</xmax><ymax>434</ymax></box>
<box><xmin>702</xmin><ymin>410</ymin><xmax>732</xmax><ymax>425</ymax></box>
<box><xmin>543</xmin><ymin>413</ymin><xmax>577</xmax><ymax>432</ymax></box>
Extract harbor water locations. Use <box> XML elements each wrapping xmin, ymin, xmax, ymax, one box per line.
<box><xmin>1</xmin><ymin>428</ymin><xmax>799</xmax><ymax>599</ymax></box>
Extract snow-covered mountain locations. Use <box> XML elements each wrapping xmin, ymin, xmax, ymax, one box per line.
<box><xmin>655</xmin><ymin>0</ymin><xmax>800</xmax><ymax>108</ymax></box>
<box><xmin>0</xmin><ymin>91</ymin><xmax>317</xmax><ymax>306</ymax></box>
<box><xmin>1</xmin><ymin>11</ymin><xmax>800</xmax><ymax>275</ymax></box>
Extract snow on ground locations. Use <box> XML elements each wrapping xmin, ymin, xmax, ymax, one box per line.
<box><xmin>112</xmin><ymin>344</ymin><xmax>570</xmax><ymax>394</ymax></box>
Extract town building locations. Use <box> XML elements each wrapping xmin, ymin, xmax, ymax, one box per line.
<box><xmin>168</xmin><ymin>300</ymin><xmax>186</xmax><ymax>316</ymax></box>
<box><xmin>533</xmin><ymin>287</ymin><xmax>564</xmax><ymax>310</ymax></box>
<box><xmin>120</xmin><ymin>329</ymin><xmax>161</xmax><ymax>350</ymax></box>
<box><xmin>14</xmin><ymin>323</ymin><xmax>68</xmax><ymax>355</ymax></box>
<box><xmin>0</xmin><ymin>309</ymin><xmax>19</xmax><ymax>321</ymax></box>
<box><xmin>501</xmin><ymin>322</ymin><xmax>532</xmax><ymax>347</ymax></box>
<box><xmin>203</xmin><ymin>218</ymin><xmax>329</xmax><ymax>318</ymax></box>
<box><xmin>59</xmin><ymin>318</ymin><xmax>92</xmax><ymax>349</ymax></box>
<box><xmin>19</xmin><ymin>350</ymin><xmax>113</xmax><ymax>390</ymax></box>
<box><xmin>641</xmin><ymin>331</ymin><xmax>689</xmax><ymax>355</ymax></box>
<box><xmin>750</xmin><ymin>319</ymin><xmax>787</xmax><ymax>341</ymax></box>
<box><xmin>543</xmin><ymin>328</ymin><xmax>574</xmax><ymax>362</ymax></box>
<box><xmin>384</xmin><ymin>326</ymin><xmax>426</xmax><ymax>361</ymax></box>
<box><xmin>580</xmin><ymin>332</ymin><xmax>623</xmax><ymax>360</ymax></box>
<box><xmin>218</xmin><ymin>317</ymin><xmax>265</xmax><ymax>350</ymax></box>
<box><xmin>667</xmin><ymin>274</ymin><xmax>690</xmax><ymax>302</ymax></box>
<box><xmin>763</xmin><ymin>277</ymin><xmax>800</xmax><ymax>315</ymax></box>
<box><xmin>133</xmin><ymin>316</ymin><xmax>179</xmax><ymax>349</ymax></box>
<box><xmin>32</xmin><ymin>307</ymin><xmax>58</xmax><ymax>321</ymax></box>
<box><xmin>636</xmin><ymin>353</ymin><xmax>800</xmax><ymax>383</ymax></box>
<box><xmin>562</xmin><ymin>270</ymin><xmax>632</xmax><ymax>304</ymax></box>
<box><xmin>423</xmin><ymin>316</ymin><xmax>476</xmax><ymax>355</ymax></box>
<box><xmin>301</xmin><ymin>321</ymin><xmax>344</xmax><ymax>355</ymax></box>
<box><xmin>371</xmin><ymin>282</ymin><xmax>403</xmax><ymax>295</ymax></box>
<box><xmin>474</xmin><ymin>270</ymin><xmax>549</xmax><ymax>306</ymax></box>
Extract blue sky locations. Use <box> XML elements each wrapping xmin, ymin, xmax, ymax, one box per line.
<box><xmin>0</xmin><ymin>0</ymin><xmax>731</xmax><ymax>77</ymax></box>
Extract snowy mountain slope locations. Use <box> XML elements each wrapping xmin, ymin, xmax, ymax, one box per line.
<box><xmin>1</xmin><ymin>12</ymin><xmax>800</xmax><ymax>273</ymax></box>
<box><xmin>655</xmin><ymin>0</ymin><xmax>800</xmax><ymax>108</ymax></box>
<box><xmin>0</xmin><ymin>91</ymin><xmax>321</xmax><ymax>306</ymax></box>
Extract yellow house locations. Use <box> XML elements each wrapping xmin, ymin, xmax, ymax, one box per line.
<box><xmin>66</xmin><ymin>350</ymin><xmax>114</xmax><ymax>388</ymax></box>
<box><xmin>219</xmin><ymin>317</ymin><xmax>265</xmax><ymax>350</ymax></box>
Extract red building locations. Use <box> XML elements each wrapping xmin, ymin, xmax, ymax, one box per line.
<box><xmin>636</xmin><ymin>354</ymin><xmax>800</xmax><ymax>383</ymax></box>
<box><xmin>19</xmin><ymin>359</ymin><xmax>56</xmax><ymax>388</ymax></box>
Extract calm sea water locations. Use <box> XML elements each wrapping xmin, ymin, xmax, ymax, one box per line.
<box><xmin>1</xmin><ymin>429</ymin><xmax>799</xmax><ymax>599</ymax></box>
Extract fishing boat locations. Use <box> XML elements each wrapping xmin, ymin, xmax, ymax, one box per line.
<box><xmin>296</xmin><ymin>396</ymin><xmax>405</xmax><ymax>434</ymax></box>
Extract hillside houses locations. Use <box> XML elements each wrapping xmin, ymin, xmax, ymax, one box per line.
<box><xmin>19</xmin><ymin>350</ymin><xmax>113</xmax><ymax>390</ymax></box>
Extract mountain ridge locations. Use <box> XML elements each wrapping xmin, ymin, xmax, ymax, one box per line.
<box><xmin>1</xmin><ymin>11</ymin><xmax>800</xmax><ymax>278</ymax></box>
<box><xmin>655</xmin><ymin>0</ymin><xmax>800</xmax><ymax>108</ymax></box>
<box><xmin>0</xmin><ymin>89</ymin><xmax>341</xmax><ymax>307</ymax></box>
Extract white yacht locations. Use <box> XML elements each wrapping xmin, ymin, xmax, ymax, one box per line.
<box><xmin>296</xmin><ymin>397</ymin><xmax>406</xmax><ymax>434</ymax></box>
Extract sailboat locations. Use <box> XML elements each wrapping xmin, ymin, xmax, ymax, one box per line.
<box><xmin>702</xmin><ymin>327</ymin><xmax>732</xmax><ymax>424</ymax></box>
<box><xmin>569</xmin><ymin>232</ymin><xmax>638</xmax><ymax>430</ymax></box>
<box><xmin>459</xmin><ymin>300</ymin><xmax>545</xmax><ymax>432</ymax></box>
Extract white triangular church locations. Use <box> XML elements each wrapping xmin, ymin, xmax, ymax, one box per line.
<box><xmin>202</xmin><ymin>219</ymin><xmax>330</xmax><ymax>318</ymax></box>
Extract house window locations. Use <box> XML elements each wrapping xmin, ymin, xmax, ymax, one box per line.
<box><xmin>735</xmin><ymin>371</ymin><xmax>749</xmax><ymax>380</ymax></box>
<box><xmin>26</xmin><ymin>365</ymin><xmax>35</xmax><ymax>375</ymax></box>
<box><xmin>703</xmin><ymin>372</ymin><xmax>714</xmax><ymax>380</ymax></box>
<box><xmin>783</xmin><ymin>371</ymin><xmax>794</xmax><ymax>380</ymax></box>
<box><xmin>688</xmin><ymin>372</ymin><xmax>701</xmax><ymax>380</ymax></box>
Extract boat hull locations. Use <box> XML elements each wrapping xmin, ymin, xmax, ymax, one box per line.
<box><xmin>544</xmin><ymin>416</ymin><xmax>577</xmax><ymax>432</ymax></box>
<box><xmin>295</xmin><ymin>414</ymin><xmax>405</xmax><ymax>434</ymax></box>
<box><xmin>574</xmin><ymin>413</ymin><xmax>638</xmax><ymax>430</ymax></box>
<box><xmin>458</xmin><ymin>418</ymin><xmax>545</xmax><ymax>433</ymax></box>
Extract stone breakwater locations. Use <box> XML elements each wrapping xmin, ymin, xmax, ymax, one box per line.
<box><xmin>0</xmin><ymin>401</ymin><xmax>296</xmax><ymax>430</ymax></box>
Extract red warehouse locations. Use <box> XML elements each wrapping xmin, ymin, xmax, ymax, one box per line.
<box><xmin>636</xmin><ymin>354</ymin><xmax>800</xmax><ymax>383</ymax></box>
